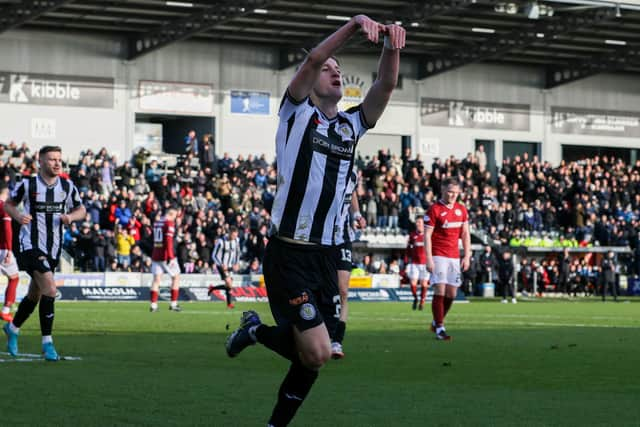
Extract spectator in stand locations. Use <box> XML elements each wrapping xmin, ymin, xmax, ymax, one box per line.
<box><xmin>245</xmin><ymin>257</ymin><xmax>263</xmax><ymax>275</ymax></box>
<box><xmin>185</xmin><ymin>129</ymin><xmax>199</xmax><ymax>156</ymax></box>
<box><xmin>145</xmin><ymin>159</ymin><xmax>163</xmax><ymax>191</ymax></box>
<box><xmin>377</xmin><ymin>191</ymin><xmax>389</xmax><ymax>228</ymax></box>
<box><xmin>358</xmin><ymin>253</ymin><xmax>376</xmax><ymax>274</ymax></box>
<box><xmin>388</xmin><ymin>192</ymin><xmax>399</xmax><ymax>229</ymax></box>
<box><xmin>92</xmin><ymin>223</ymin><xmax>107</xmax><ymax>272</ymax></box>
<box><xmin>75</xmin><ymin>222</ymin><xmax>94</xmax><ymax>272</ymax></box>
<box><xmin>218</xmin><ymin>152</ymin><xmax>232</xmax><ymax>175</ymax></box>
<box><xmin>63</xmin><ymin>222</ymin><xmax>79</xmax><ymax>257</ymax></box>
<box><xmin>101</xmin><ymin>159</ymin><xmax>115</xmax><ymax>196</ymax></box>
<box><xmin>475</xmin><ymin>144</ymin><xmax>487</xmax><ymax>173</ymax></box>
<box><xmin>114</xmin><ymin>199</ymin><xmax>132</xmax><ymax>226</ymax></box>
<box><xmin>365</xmin><ymin>189</ymin><xmax>377</xmax><ymax>227</ymax></box>
<box><xmin>199</xmin><ymin>134</ymin><xmax>216</xmax><ymax>172</ymax></box>
<box><xmin>115</xmin><ymin>226</ymin><xmax>135</xmax><ymax>269</ymax></box>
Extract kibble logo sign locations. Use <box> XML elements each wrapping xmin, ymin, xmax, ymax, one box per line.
<box><xmin>0</xmin><ymin>71</ymin><xmax>114</xmax><ymax>108</ymax></box>
<box><xmin>339</xmin><ymin>75</ymin><xmax>365</xmax><ymax>111</ymax></box>
<box><xmin>421</xmin><ymin>97</ymin><xmax>530</xmax><ymax>131</ymax></box>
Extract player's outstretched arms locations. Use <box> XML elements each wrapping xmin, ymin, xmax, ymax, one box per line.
<box><xmin>362</xmin><ymin>24</ymin><xmax>405</xmax><ymax>127</ymax></box>
<box><xmin>288</xmin><ymin>15</ymin><xmax>386</xmax><ymax>102</ymax></box>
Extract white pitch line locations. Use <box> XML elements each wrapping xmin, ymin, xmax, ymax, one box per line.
<box><xmin>347</xmin><ymin>315</ymin><xmax>640</xmax><ymax>329</ymax></box>
<box><xmin>0</xmin><ymin>352</ymin><xmax>83</xmax><ymax>361</ymax></box>
<box><xmin>0</xmin><ymin>351</ymin><xmax>41</xmax><ymax>358</ymax></box>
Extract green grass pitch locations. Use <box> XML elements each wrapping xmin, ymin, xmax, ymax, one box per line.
<box><xmin>1</xmin><ymin>299</ymin><xmax>639</xmax><ymax>426</ymax></box>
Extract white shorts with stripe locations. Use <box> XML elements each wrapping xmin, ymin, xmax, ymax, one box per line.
<box><xmin>0</xmin><ymin>249</ymin><xmax>19</xmax><ymax>277</ymax></box>
<box><xmin>432</xmin><ymin>256</ymin><xmax>461</xmax><ymax>287</ymax></box>
<box><xmin>151</xmin><ymin>260</ymin><xmax>180</xmax><ymax>278</ymax></box>
<box><xmin>407</xmin><ymin>263</ymin><xmax>430</xmax><ymax>281</ymax></box>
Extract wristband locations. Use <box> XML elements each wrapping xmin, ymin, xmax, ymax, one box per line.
<box><xmin>353</xmin><ymin>211</ymin><xmax>363</xmax><ymax>221</ymax></box>
<box><xmin>383</xmin><ymin>36</ymin><xmax>394</xmax><ymax>50</ymax></box>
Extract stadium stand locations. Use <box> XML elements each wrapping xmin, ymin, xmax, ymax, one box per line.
<box><xmin>1</xmin><ymin>139</ymin><xmax>637</xmax><ymax>295</ymax></box>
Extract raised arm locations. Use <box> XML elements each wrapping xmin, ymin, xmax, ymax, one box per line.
<box><xmin>361</xmin><ymin>24</ymin><xmax>405</xmax><ymax>127</ymax></box>
<box><xmin>288</xmin><ymin>15</ymin><xmax>386</xmax><ymax>102</ymax></box>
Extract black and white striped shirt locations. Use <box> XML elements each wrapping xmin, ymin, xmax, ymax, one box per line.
<box><xmin>271</xmin><ymin>92</ymin><xmax>372</xmax><ymax>245</ymax></box>
<box><xmin>10</xmin><ymin>175</ymin><xmax>82</xmax><ymax>260</ymax></box>
<box><xmin>212</xmin><ymin>236</ymin><xmax>241</xmax><ymax>269</ymax></box>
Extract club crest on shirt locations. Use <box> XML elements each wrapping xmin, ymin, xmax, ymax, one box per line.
<box><xmin>337</xmin><ymin>123</ymin><xmax>353</xmax><ymax>139</ymax></box>
<box><xmin>455</xmin><ymin>209</ymin><xmax>462</xmax><ymax>216</ymax></box>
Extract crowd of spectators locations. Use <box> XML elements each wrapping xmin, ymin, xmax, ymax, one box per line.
<box><xmin>1</xmin><ymin>134</ymin><xmax>639</xmax><ymax>289</ymax></box>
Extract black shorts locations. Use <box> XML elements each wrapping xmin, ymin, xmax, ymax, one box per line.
<box><xmin>17</xmin><ymin>250</ymin><xmax>58</xmax><ymax>276</ymax></box>
<box><xmin>335</xmin><ymin>241</ymin><xmax>353</xmax><ymax>272</ymax></box>
<box><xmin>263</xmin><ymin>237</ymin><xmax>339</xmax><ymax>333</ymax></box>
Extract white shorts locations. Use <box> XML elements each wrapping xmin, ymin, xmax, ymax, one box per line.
<box><xmin>0</xmin><ymin>250</ymin><xmax>19</xmax><ymax>277</ymax></box>
<box><xmin>407</xmin><ymin>264</ymin><xmax>430</xmax><ymax>281</ymax></box>
<box><xmin>151</xmin><ymin>260</ymin><xmax>180</xmax><ymax>278</ymax></box>
<box><xmin>432</xmin><ymin>256</ymin><xmax>461</xmax><ymax>287</ymax></box>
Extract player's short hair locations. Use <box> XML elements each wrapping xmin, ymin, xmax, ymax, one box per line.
<box><xmin>0</xmin><ymin>182</ymin><xmax>8</xmax><ymax>192</ymax></box>
<box><xmin>229</xmin><ymin>226</ymin><xmax>238</xmax><ymax>234</ymax></box>
<box><xmin>443</xmin><ymin>177</ymin><xmax>461</xmax><ymax>188</ymax></box>
<box><xmin>298</xmin><ymin>48</ymin><xmax>340</xmax><ymax>70</ymax></box>
<box><xmin>39</xmin><ymin>145</ymin><xmax>62</xmax><ymax>157</ymax></box>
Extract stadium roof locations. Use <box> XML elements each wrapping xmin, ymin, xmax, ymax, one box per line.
<box><xmin>2</xmin><ymin>0</ymin><xmax>640</xmax><ymax>87</ymax></box>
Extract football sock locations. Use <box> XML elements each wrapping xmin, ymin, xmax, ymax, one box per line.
<box><xmin>12</xmin><ymin>295</ymin><xmax>38</xmax><ymax>328</ymax></box>
<box><xmin>39</xmin><ymin>295</ymin><xmax>55</xmax><ymax>336</ymax></box>
<box><xmin>255</xmin><ymin>324</ymin><xmax>296</xmax><ymax>361</ymax></box>
<box><xmin>410</xmin><ymin>284</ymin><xmax>417</xmax><ymax>299</ymax></box>
<box><xmin>268</xmin><ymin>362</ymin><xmax>318</xmax><ymax>427</ymax></box>
<box><xmin>431</xmin><ymin>295</ymin><xmax>445</xmax><ymax>327</ymax></box>
<box><xmin>211</xmin><ymin>285</ymin><xmax>232</xmax><ymax>305</ymax></box>
<box><xmin>4</xmin><ymin>276</ymin><xmax>18</xmax><ymax>307</ymax></box>
<box><xmin>150</xmin><ymin>290</ymin><xmax>159</xmax><ymax>303</ymax></box>
<box><xmin>333</xmin><ymin>321</ymin><xmax>346</xmax><ymax>344</ymax></box>
<box><xmin>170</xmin><ymin>289</ymin><xmax>179</xmax><ymax>305</ymax></box>
<box><xmin>420</xmin><ymin>285</ymin><xmax>427</xmax><ymax>304</ymax></box>
<box><xmin>443</xmin><ymin>296</ymin><xmax>454</xmax><ymax>317</ymax></box>
<box><xmin>42</xmin><ymin>335</ymin><xmax>53</xmax><ymax>345</ymax></box>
